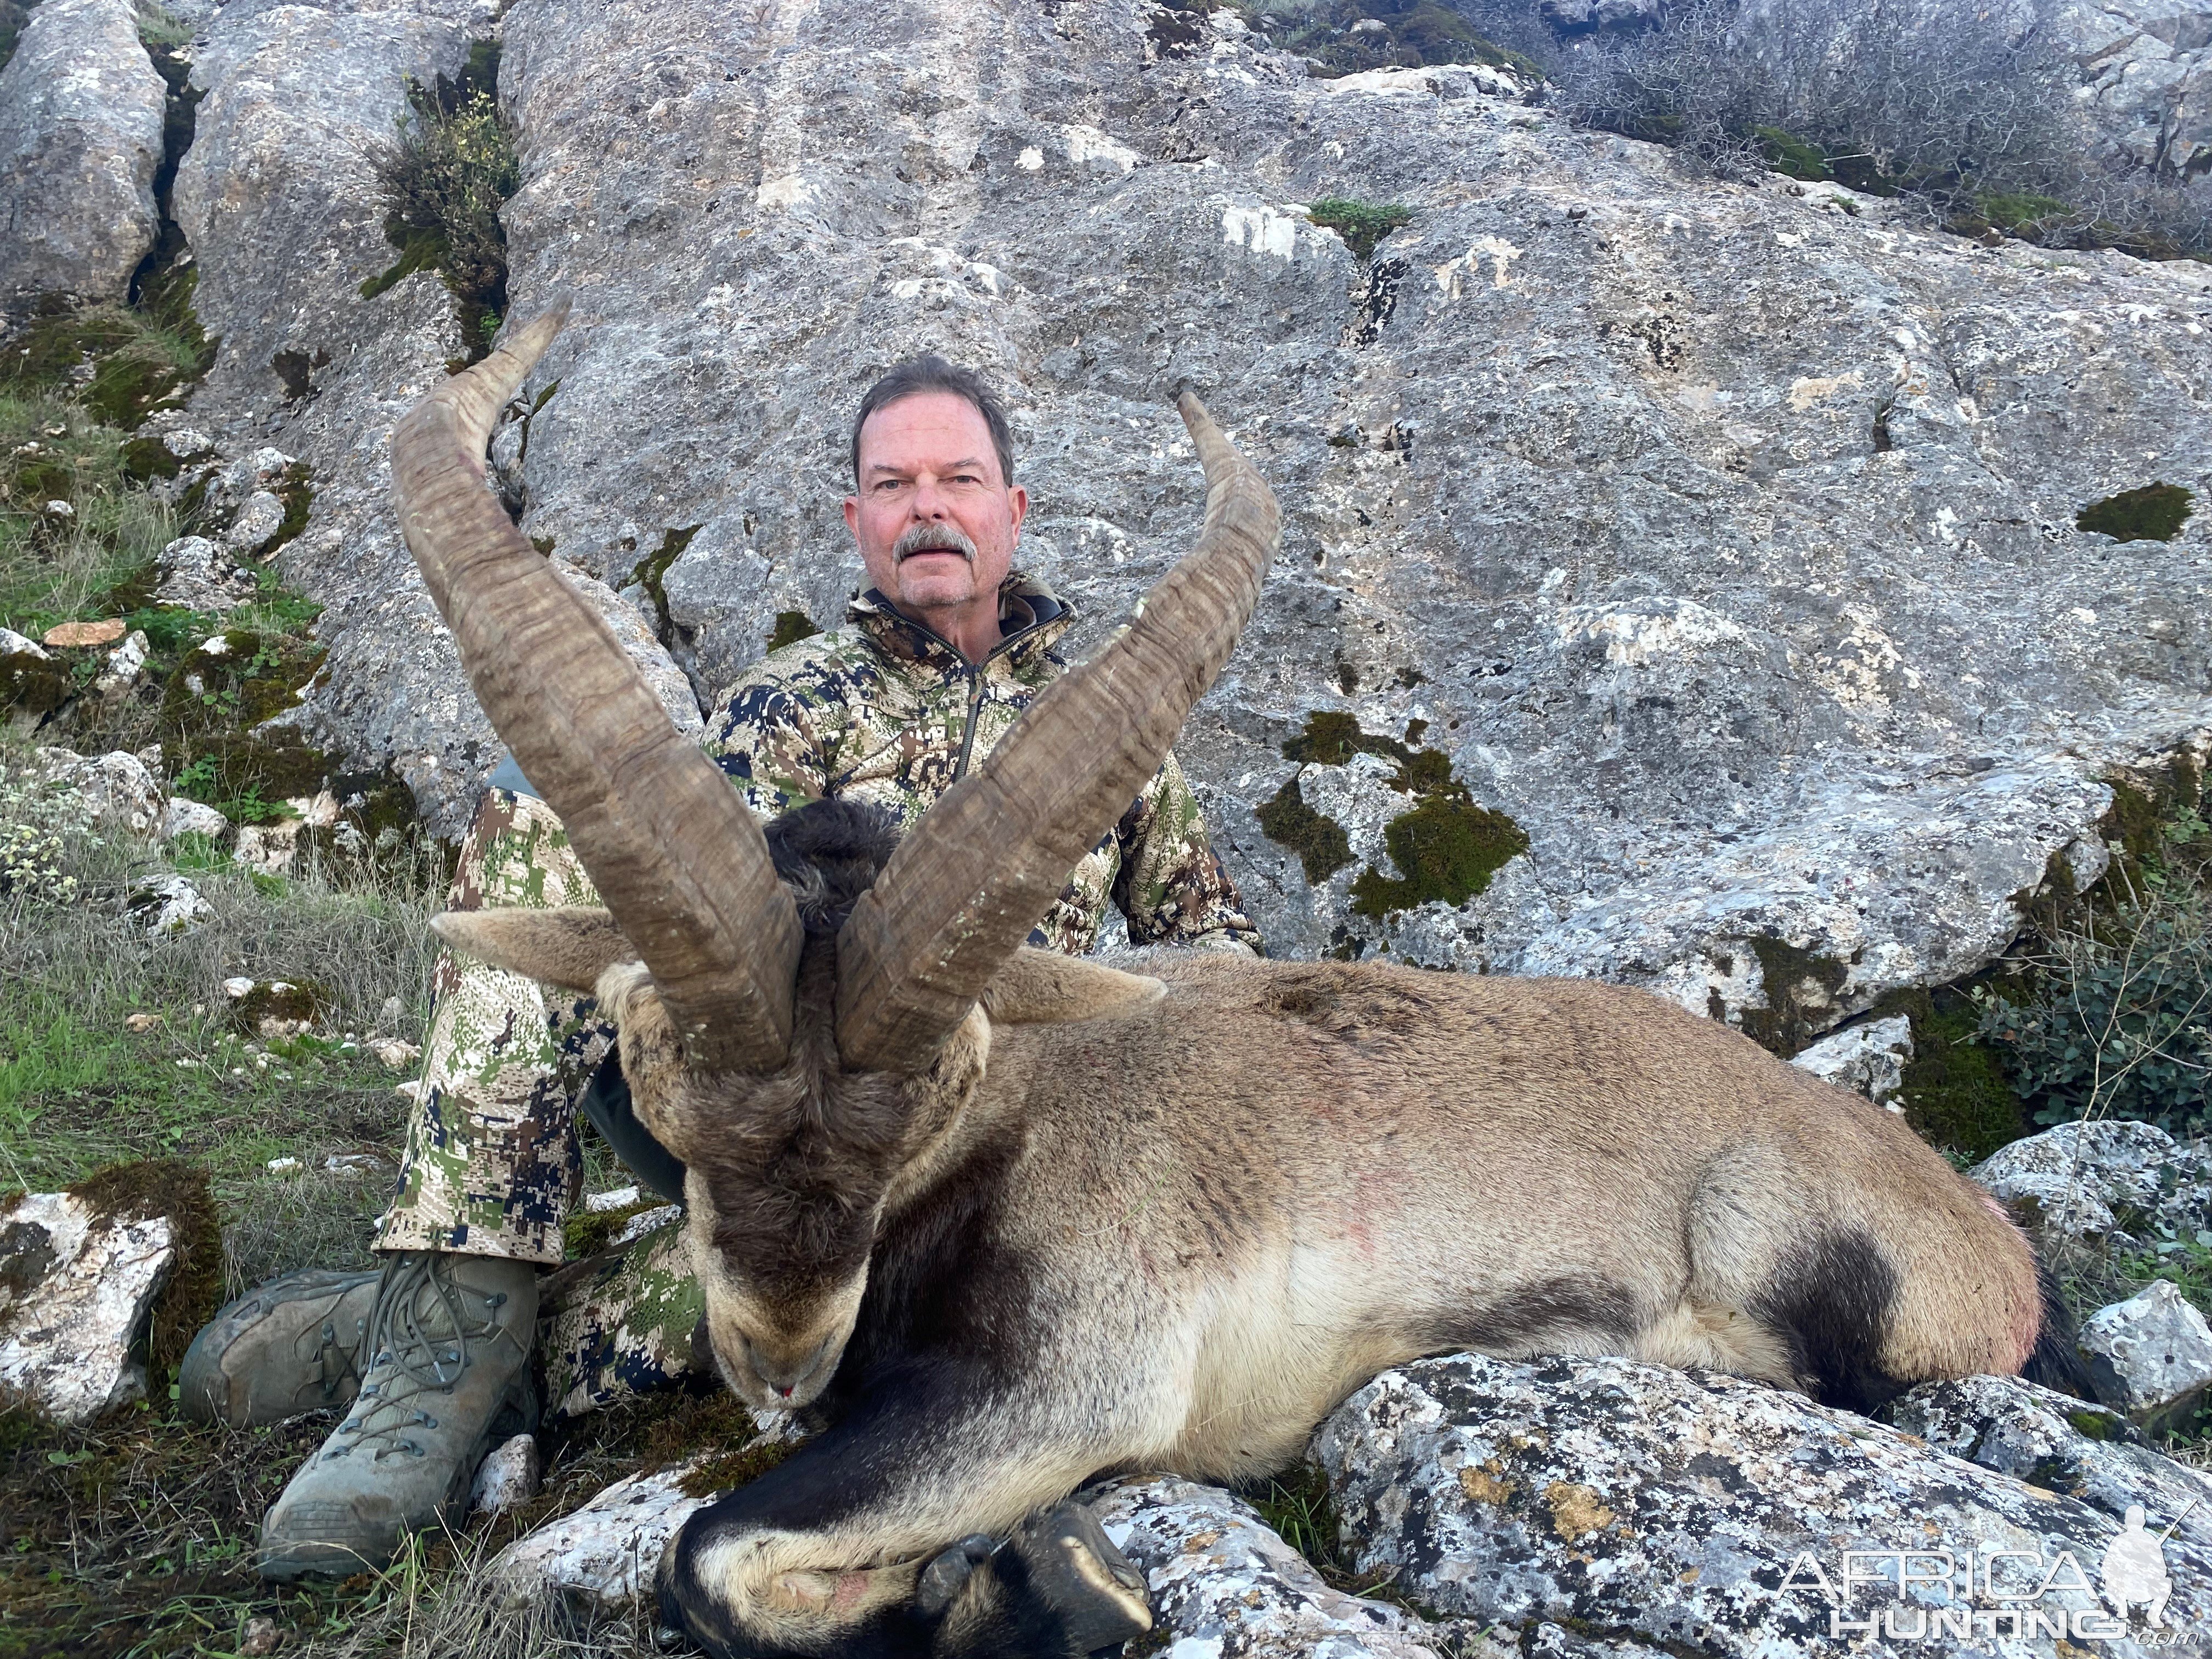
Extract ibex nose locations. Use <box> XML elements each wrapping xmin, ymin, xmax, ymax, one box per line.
<box><xmin>738</xmin><ymin>1333</ymin><xmax>834</xmax><ymax>1401</ymax></box>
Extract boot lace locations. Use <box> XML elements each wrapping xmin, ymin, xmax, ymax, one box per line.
<box><xmin>324</xmin><ymin>1254</ymin><xmax>515</xmax><ymax>1462</ymax></box>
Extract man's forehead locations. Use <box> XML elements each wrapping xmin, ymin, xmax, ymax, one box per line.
<box><xmin>857</xmin><ymin>392</ymin><xmax>1001</xmax><ymax>470</ymax></box>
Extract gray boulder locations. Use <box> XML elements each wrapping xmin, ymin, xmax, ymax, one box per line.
<box><xmin>0</xmin><ymin>0</ymin><xmax>166</xmax><ymax>303</ymax></box>
<box><xmin>0</xmin><ymin>1190</ymin><xmax>178</xmax><ymax>1425</ymax></box>
<box><xmin>159</xmin><ymin>0</ymin><xmax>2212</xmax><ymax>1035</ymax></box>
<box><xmin>1972</xmin><ymin>1118</ymin><xmax>2212</xmax><ymax>1242</ymax></box>
<box><xmin>1884</xmin><ymin>1370</ymin><xmax>2212</xmax><ymax>1555</ymax></box>
<box><xmin>1090</xmin><ymin>1473</ymin><xmax>1446</xmax><ymax>1658</ymax></box>
<box><xmin>2080</xmin><ymin>1279</ymin><xmax>2212</xmax><ymax>1433</ymax></box>
<box><xmin>174</xmin><ymin>5</ymin><xmax>473</xmax><ymax>425</ymax></box>
<box><xmin>1314</xmin><ymin>1350</ymin><xmax>2212</xmax><ymax>1655</ymax></box>
<box><xmin>1789</xmin><ymin>1013</ymin><xmax>1913</xmax><ymax>1105</ymax></box>
<box><xmin>474</xmin><ymin>0</ymin><xmax>2209</xmax><ymax>1023</ymax></box>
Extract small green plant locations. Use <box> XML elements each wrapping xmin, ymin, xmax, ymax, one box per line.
<box><xmin>1306</xmin><ymin>196</ymin><xmax>1414</xmax><ymax>262</ymax></box>
<box><xmin>2076</xmin><ymin>482</ymin><xmax>2195</xmax><ymax>544</ymax></box>
<box><xmin>1979</xmin><ymin>809</ymin><xmax>2212</xmax><ymax>1137</ymax></box>
<box><xmin>1973</xmin><ymin>190</ymin><xmax>2070</xmax><ymax>236</ymax></box>
<box><xmin>364</xmin><ymin>43</ymin><xmax>519</xmax><ymax>359</ymax></box>
<box><xmin>1753</xmin><ymin>125</ymin><xmax>1830</xmax><ymax>182</ymax></box>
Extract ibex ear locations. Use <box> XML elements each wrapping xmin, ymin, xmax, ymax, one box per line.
<box><xmin>430</xmin><ymin>907</ymin><xmax>638</xmax><ymax>992</ymax></box>
<box><xmin>980</xmin><ymin>948</ymin><xmax>1166</xmax><ymax>1026</ymax></box>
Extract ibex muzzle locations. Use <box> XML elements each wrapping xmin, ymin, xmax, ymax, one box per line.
<box><xmin>396</xmin><ymin>312</ymin><xmax>2061</xmax><ymax>1659</ymax></box>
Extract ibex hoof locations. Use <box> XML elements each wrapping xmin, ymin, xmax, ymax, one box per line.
<box><xmin>1005</xmin><ymin>1502</ymin><xmax>1153</xmax><ymax>1654</ymax></box>
<box><xmin>916</xmin><ymin>1533</ymin><xmax>997</xmax><ymax>1618</ymax></box>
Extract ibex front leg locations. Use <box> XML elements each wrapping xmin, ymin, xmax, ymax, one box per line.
<box><xmin>659</xmin><ymin>1382</ymin><xmax>1152</xmax><ymax>1658</ymax></box>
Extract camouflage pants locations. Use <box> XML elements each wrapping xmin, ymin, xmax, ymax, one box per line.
<box><xmin>374</xmin><ymin>786</ymin><xmax>704</xmax><ymax>1417</ymax></box>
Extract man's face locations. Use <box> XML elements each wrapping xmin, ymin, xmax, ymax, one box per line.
<box><xmin>845</xmin><ymin>391</ymin><xmax>1026</xmax><ymax>624</ymax></box>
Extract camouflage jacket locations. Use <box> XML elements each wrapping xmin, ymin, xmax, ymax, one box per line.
<box><xmin>704</xmin><ymin>574</ymin><xmax>1261</xmax><ymax>954</ymax></box>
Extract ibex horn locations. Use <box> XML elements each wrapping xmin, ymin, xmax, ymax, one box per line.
<box><xmin>391</xmin><ymin>303</ymin><xmax>802</xmax><ymax>1071</ymax></box>
<box><xmin>834</xmin><ymin>392</ymin><xmax>1282</xmax><ymax>1073</ymax></box>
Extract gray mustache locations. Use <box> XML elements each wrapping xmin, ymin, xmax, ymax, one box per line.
<box><xmin>894</xmin><ymin>523</ymin><xmax>978</xmax><ymax>563</ymax></box>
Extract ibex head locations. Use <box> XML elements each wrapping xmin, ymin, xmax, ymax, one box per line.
<box><xmin>392</xmin><ymin>307</ymin><xmax>1280</xmax><ymax>1411</ymax></box>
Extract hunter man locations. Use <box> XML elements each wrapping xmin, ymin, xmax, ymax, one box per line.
<box><xmin>177</xmin><ymin>357</ymin><xmax>1263</xmax><ymax>1578</ymax></box>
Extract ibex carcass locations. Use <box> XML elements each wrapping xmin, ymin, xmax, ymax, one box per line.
<box><xmin>394</xmin><ymin>309</ymin><xmax>2066</xmax><ymax>1659</ymax></box>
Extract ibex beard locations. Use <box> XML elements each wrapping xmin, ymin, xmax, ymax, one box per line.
<box><xmin>395</xmin><ymin>308</ymin><xmax>2067</xmax><ymax>1659</ymax></box>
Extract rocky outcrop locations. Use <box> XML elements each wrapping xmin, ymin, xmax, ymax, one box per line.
<box><xmin>0</xmin><ymin>0</ymin><xmax>167</xmax><ymax>303</ymax></box>
<box><xmin>157</xmin><ymin>1</ymin><xmax>2212</xmax><ymax>1049</ymax></box>
<box><xmin>174</xmin><ymin>4</ymin><xmax>472</xmax><ymax>422</ymax></box>
<box><xmin>2051</xmin><ymin>0</ymin><xmax>2212</xmax><ymax>179</ymax></box>
<box><xmin>1315</xmin><ymin>1350</ymin><xmax>2212</xmax><ymax>1657</ymax></box>
<box><xmin>1885</xmin><ymin>1371</ymin><xmax>2212</xmax><ymax>1555</ymax></box>
<box><xmin>1971</xmin><ymin>1117</ymin><xmax>2212</xmax><ymax>1241</ymax></box>
<box><xmin>1091</xmin><ymin>1474</ymin><xmax>1446</xmax><ymax>1658</ymax></box>
<box><xmin>0</xmin><ymin>1190</ymin><xmax>177</xmax><ymax>1424</ymax></box>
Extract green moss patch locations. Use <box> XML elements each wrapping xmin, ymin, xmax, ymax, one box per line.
<box><xmin>2076</xmin><ymin>483</ymin><xmax>2194</xmax><ymax>544</ymax></box>
<box><xmin>768</xmin><ymin>610</ymin><xmax>821</xmax><ymax>653</ymax></box>
<box><xmin>1350</xmin><ymin>794</ymin><xmax>1527</xmax><ymax>917</ymax></box>
<box><xmin>624</xmin><ymin>524</ymin><xmax>702</xmax><ymax>651</ymax></box>
<box><xmin>68</xmin><ymin>1159</ymin><xmax>222</xmax><ymax>1387</ymax></box>
<box><xmin>561</xmin><ymin>1195</ymin><xmax>665</xmax><ymax>1260</ymax></box>
<box><xmin>1256</xmin><ymin>777</ymin><xmax>1355</xmax><ymax>883</ymax></box>
<box><xmin>159</xmin><ymin>630</ymin><xmax>326</xmax><ymax>743</ymax></box>
<box><xmin>0</xmin><ymin>652</ymin><xmax>71</xmax><ymax>720</ymax></box>
<box><xmin>1271</xmin><ymin>712</ymin><xmax>1527</xmax><ymax>914</ymax></box>
<box><xmin>1282</xmin><ymin>710</ymin><xmax>1410</xmax><ymax>768</ymax></box>
<box><xmin>1754</xmin><ymin>126</ymin><xmax>1830</xmax><ymax>182</ymax></box>
<box><xmin>1735</xmin><ymin>938</ymin><xmax>1852</xmax><ymax>1057</ymax></box>
<box><xmin>1876</xmin><ymin>985</ymin><xmax>2029</xmax><ymax>1160</ymax></box>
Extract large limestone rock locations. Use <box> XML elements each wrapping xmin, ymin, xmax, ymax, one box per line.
<box><xmin>1091</xmin><ymin>1474</ymin><xmax>1448</xmax><ymax>1658</ymax></box>
<box><xmin>0</xmin><ymin>0</ymin><xmax>167</xmax><ymax>303</ymax></box>
<box><xmin>0</xmin><ymin>1190</ymin><xmax>176</xmax><ymax>1424</ymax></box>
<box><xmin>1971</xmin><ymin>1118</ymin><xmax>2212</xmax><ymax>1241</ymax></box>
<box><xmin>179</xmin><ymin>2</ymin><xmax>2212</xmax><ymax>1043</ymax></box>
<box><xmin>1314</xmin><ymin>1351</ymin><xmax>2212</xmax><ymax>1656</ymax></box>
<box><xmin>1885</xmin><ymin>1371</ymin><xmax>2212</xmax><ymax>1555</ymax></box>
<box><xmin>2050</xmin><ymin>0</ymin><xmax>2212</xmax><ymax>179</ymax></box>
<box><xmin>173</xmin><ymin>3</ymin><xmax>474</xmax><ymax>419</ymax></box>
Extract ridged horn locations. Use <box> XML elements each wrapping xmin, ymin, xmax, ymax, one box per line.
<box><xmin>391</xmin><ymin>304</ymin><xmax>802</xmax><ymax>1071</ymax></box>
<box><xmin>833</xmin><ymin>391</ymin><xmax>1281</xmax><ymax>1073</ymax></box>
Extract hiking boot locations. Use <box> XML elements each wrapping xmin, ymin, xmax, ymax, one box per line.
<box><xmin>177</xmin><ymin>1267</ymin><xmax>382</xmax><ymax>1429</ymax></box>
<box><xmin>257</xmin><ymin>1251</ymin><xmax>539</xmax><ymax>1581</ymax></box>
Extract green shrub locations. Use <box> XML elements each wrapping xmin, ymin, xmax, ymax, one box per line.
<box><xmin>1979</xmin><ymin>808</ymin><xmax>2212</xmax><ymax>1137</ymax></box>
<box><xmin>1306</xmin><ymin>196</ymin><xmax>1414</xmax><ymax>261</ymax></box>
<box><xmin>1239</xmin><ymin>0</ymin><xmax>1544</xmax><ymax>81</ymax></box>
<box><xmin>365</xmin><ymin>43</ymin><xmax>518</xmax><ymax>358</ymax></box>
